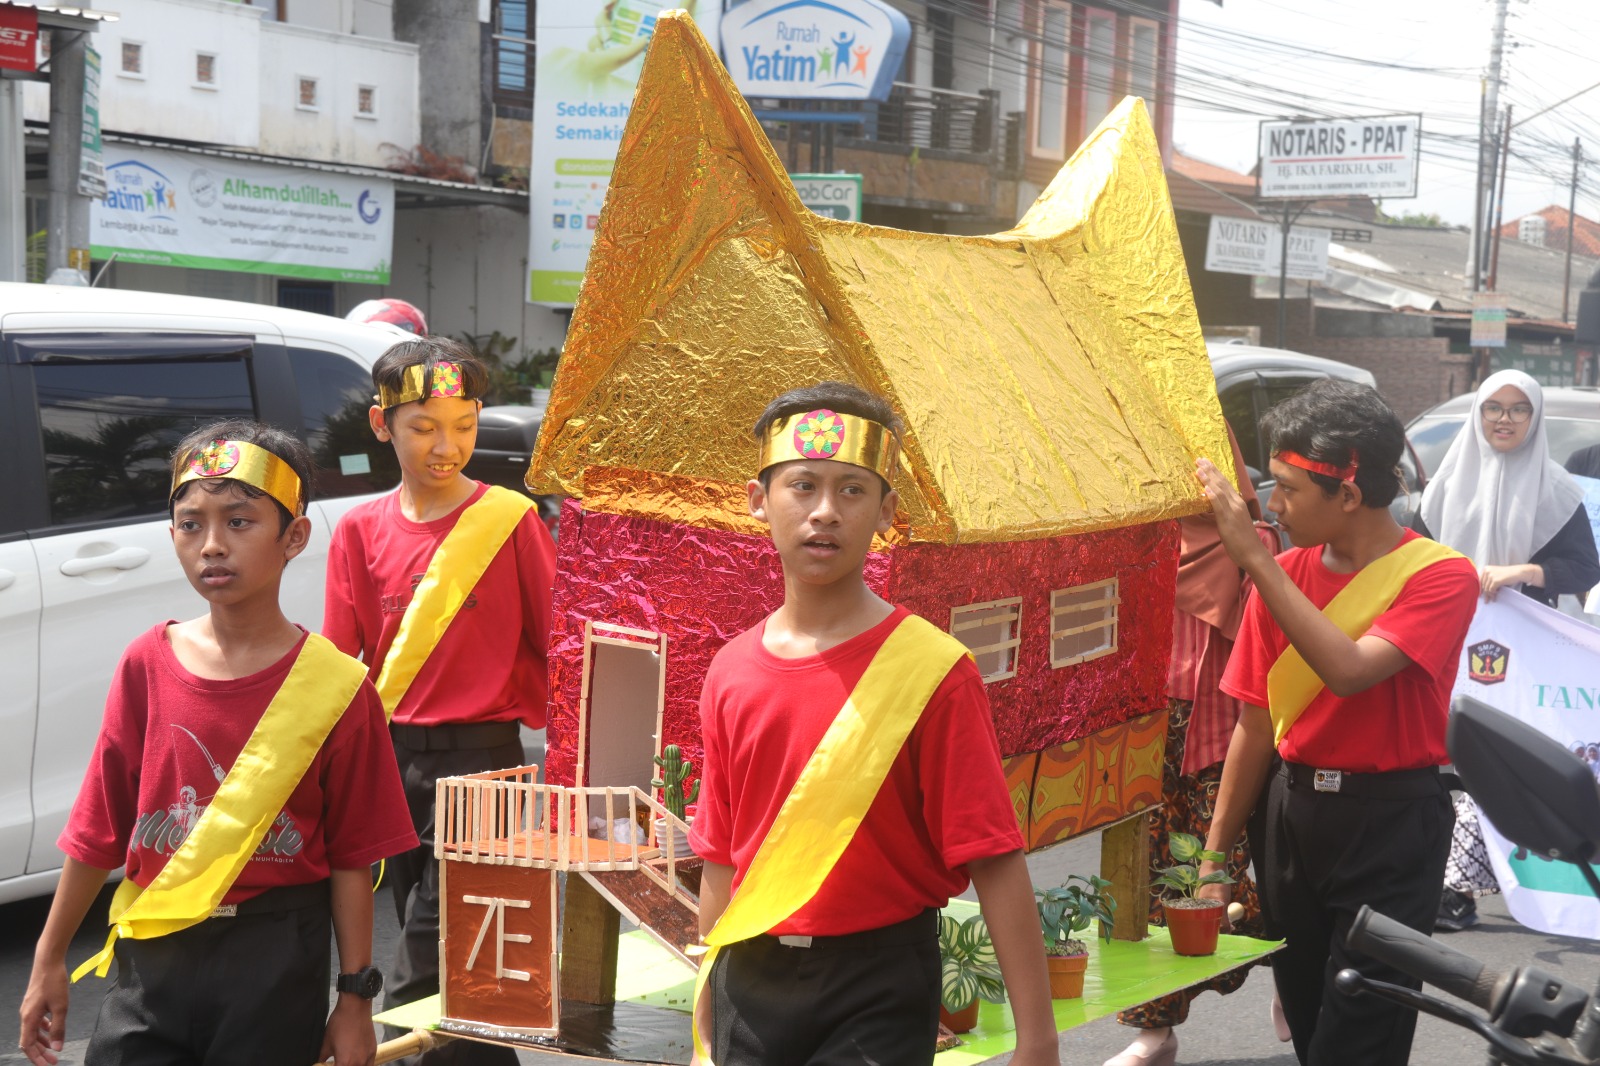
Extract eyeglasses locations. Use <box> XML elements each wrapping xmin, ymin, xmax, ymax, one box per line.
<box><xmin>1481</xmin><ymin>402</ymin><xmax>1534</xmax><ymax>424</ymax></box>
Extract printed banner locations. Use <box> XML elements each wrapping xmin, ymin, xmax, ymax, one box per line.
<box><xmin>0</xmin><ymin>5</ymin><xmax>37</xmax><ymax>73</ymax></box>
<box><xmin>91</xmin><ymin>145</ymin><xmax>394</xmax><ymax>283</ymax></box>
<box><xmin>1452</xmin><ymin>593</ymin><xmax>1600</xmax><ymax>938</ymax></box>
<box><xmin>528</xmin><ymin>1</ymin><xmax>722</xmax><ymax>306</ymax></box>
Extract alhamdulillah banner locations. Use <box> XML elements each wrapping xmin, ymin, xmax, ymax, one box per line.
<box><xmin>1455</xmin><ymin>593</ymin><xmax>1600</xmax><ymax>939</ymax></box>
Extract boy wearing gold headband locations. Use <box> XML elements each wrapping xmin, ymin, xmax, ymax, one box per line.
<box><xmin>322</xmin><ymin>337</ymin><xmax>555</xmax><ymax>1060</ymax></box>
<box><xmin>687</xmin><ymin>382</ymin><xmax>1058</xmax><ymax>1066</ymax></box>
<box><xmin>1194</xmin><ymin>380</ymin><xmax>1477</xmax><ymax>1066</ymax></box>
<box><xmin>20</xmin><ymin>420</ymin><xmax>415</xmax><ymax>1066</ymax></box>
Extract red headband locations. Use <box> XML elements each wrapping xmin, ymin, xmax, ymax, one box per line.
<box><xmin>1275</xmin><ymin>449</ymin><xmax>1359</xmax><ymax>482</ymax></box>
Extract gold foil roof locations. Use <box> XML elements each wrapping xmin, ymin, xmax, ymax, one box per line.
<box><xmin>526</xmin><ymin>11</ymin><xmax>1234</xmax><ymax>545</ymax></box>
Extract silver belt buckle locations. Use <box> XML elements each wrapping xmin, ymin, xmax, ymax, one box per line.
<box><xmin>777</xmin><ymin>934</ymin><xmax>813</xmax><ymax>948</ymax></box>
<box><xmin>209</xmin><ymin>903</ymin><xmax>238</xmax><ymax>918</ymax></box>
<box><xmin>1313</xmin><ymin>769</ymin><xmax>1342</xmax><ymax>793</ymax></box>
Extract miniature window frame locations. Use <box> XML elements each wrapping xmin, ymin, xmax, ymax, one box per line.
<box><xmin>951</xmin><ymin>598</ymin><xmax>1023</xmax><ymax>683</ymax></box>
<box><xmin>296</xmin><ymin>75</ymin><xmax>320</xmax><ymax>112</ymax></box>
<box><xmin>193</xmin><ymin>52</ymin><xmax>217</xmax><ymax>90</ymax></box>
<box><xmin>119</xmin><ymin>40</ymin><xmax>145</xmax><ymax>80</ymax></box>
<box><xmin>356</xmin><ymin>84</ymin><xmax>379</xmax><ymax>119</ymax></box>
<box><xmin>1050</xmin><ymin>579</ymin><xmax>1119</xmax><ymax>668</ymax></box>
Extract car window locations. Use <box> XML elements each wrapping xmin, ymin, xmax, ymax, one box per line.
<box><xmin>1407</xmin><ymin>417</ymin><xmax>1464</xmax><ymax>481</ymax></box>
<box><xmin>287</xmin><ymin>346</ymin><xmax>399</xmax><ymax>499</ymax></box>
<box><xmin>1218</xmin><ymin>381</ymin><xmax>1263</xmax><ymax>474</ymax></box>
<box><xmin>1546</xmin><ymin>418</ymin><xmax>1600</xmax><ymax>468</ymax></box>
<box><xmin>36</xmin><ymin>359</ymin><xmax>255</xmax><ymax>526</ymax></box>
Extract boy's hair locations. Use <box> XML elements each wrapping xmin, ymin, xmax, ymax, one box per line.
<box><xmin>372</xmin><ymin>336</ymin><xmax>490</xmax><ymax>420</ymax></box>
<box><xmin>753</xmin><ymin>381</ymin><xmax>905</xmax><ymax>492</ymax></box>
<box><xmin>1261</xmin><ymin>379</ymin><xmax>1404</xmax><ymax>508</ymax></box>
<box><xmin>170</xmin><ymin>419</ymin><xmax>315</xmax><ymax>533</ymax></box>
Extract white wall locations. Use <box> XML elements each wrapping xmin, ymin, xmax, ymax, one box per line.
<box><xmin>258</xmin><ymin>21</ymin><xmax>419</xmax><ymax>167</ymax></box>
<box><xmin>281</xmin><ymin>0</ymin><xmax>395</xmax><ymax>38</ymax></box>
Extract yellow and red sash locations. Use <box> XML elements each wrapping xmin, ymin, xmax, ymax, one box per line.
<box><xmin>691</xmin><ymin>613</ymin><xmax>970</xmax><ymax>1062</ymax></box>
<box><xmin>1266</xmin><ymin>537</ymin><xmax>1467</xmax><ymax>745</ymax></box>
<box><xmin>373</xmin><ymin>486</ymin><xmax>533</xmax><ymax>718</ymax></box>
<box><xmin>75</xmin><ymin>633</ymin><xmax>367</xmax><ymax>980</ymax></box>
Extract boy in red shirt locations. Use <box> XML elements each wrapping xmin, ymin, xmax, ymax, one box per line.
<box><xmin>19</xmin><ymin>420</ymin><xmax>415</xmax><ymax>1066</ymax></box>
<box><xmin>688</xmin><ymin>382</ymin><xmax>1058</xmax><ymax>1066</ymax></box>
<box><xmin>323</xmin><ymin>337</ymin><xmax>555</xmax><ymax>1061</ymax></box>
<box><xmin>1195</xmin><ymin>380</ymin><xmax>1478</xmax><ymax>1066</ymax></box>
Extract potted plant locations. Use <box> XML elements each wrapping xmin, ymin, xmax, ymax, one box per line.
<box><xmin>938</xmin><ymin>913</ymin><xmax>1005</xmax><ymax>1034</ymax></box>
<box><xmin>1155</xmin><ymin>832</ymin><xmax>1235</xmax><ymax>956</ymax></box>
<box><xmin>1035</xmin><ymin>874</ymin><xmax>1116</xmax><ymax>999</ymax></box>
<box><xmin>650</xmin><ymin>745</ymin><xmax>699</xmax><ymax>858</ymax></box>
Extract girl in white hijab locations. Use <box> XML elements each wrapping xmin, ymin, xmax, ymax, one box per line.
<box><xmin>1418</xmin><ymin>369</ymin><xmax>1596</xmax><ymax>606</ymax></box>
<box><xmin>1419</xmin><ymin>369</ymin><xmax>1600</xmax><ymax>934</ymax></box>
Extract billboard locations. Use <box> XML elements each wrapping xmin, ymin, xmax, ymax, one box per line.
<box><xmin>1204</xmin><ymin>215</ymin><xmax>1329</xmax><ymax>281</ymax></box>
<box><xmin>1257</xmin><ymin>114</ymin><xmax>1421</xmax><ymax>200</ymax></box>
<box><xmin>528</xmin><ymin>1</ymin><xmax>722</xmax><ymax>306</ymax></box>
<box><xmin>720</xmin><ymin>0</ymin><xmax>910</xmax><ymax>102</ymax></box>
<box><xmin>90</xmin><ymin>146</ymin><xmax>394</xmax><ymax>283</ymax></box>
<box><xmin>0</xmin><ymin>5</ymin><xmax>37</xmax><ymax>73</ymax></box>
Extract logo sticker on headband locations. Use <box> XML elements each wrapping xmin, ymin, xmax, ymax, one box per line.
<box><xmin>794</xmin><ymin>409</ymin><xmax>846</xmax><ymax>459</ymax></box>
<box><xmin>432</xmin><ymin>361</ymin><xmax>464</xmax><ymax>398</ymax></box>
<box><xmin>189</xmin><ymin>441</ymin><xmax>241</xmax><ymax>478</ymax></box>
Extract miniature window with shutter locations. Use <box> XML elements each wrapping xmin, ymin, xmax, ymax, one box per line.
<box><xmin>950</xmin><ymin>598</ymin><xmax>1022</xmax><ymax>683</ymax></box>
<box><xmin>1050</xmin><ymin>579</ymin><xmax>1119</xmax><ymax>668</ymax></box>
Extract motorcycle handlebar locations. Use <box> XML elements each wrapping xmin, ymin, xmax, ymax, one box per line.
<box><xmin>1347</xmin><ymin>905</ymin><xmax>1508</xmax><ymax>1012</ymax></box>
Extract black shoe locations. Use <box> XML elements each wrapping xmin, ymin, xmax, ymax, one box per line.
<box><xmin>1435</xmin><ymin>889</ymin><xmax>1479</xmax><ymax>932</ymax></box>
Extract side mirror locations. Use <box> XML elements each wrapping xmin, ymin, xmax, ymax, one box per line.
<box><xmin>1449</xmin><ymin>695</ymin><xmax>1600</xmax><ymax>864</ymax></box>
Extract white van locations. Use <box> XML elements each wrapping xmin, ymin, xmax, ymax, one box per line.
<box><xmin>0</xmin><ymin>282</ymin><xmax>402</xmax><ymax>904</ymax></box>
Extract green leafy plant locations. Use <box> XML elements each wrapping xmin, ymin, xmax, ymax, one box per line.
<box><xmin>1035</xmin><ymin>874</ymin><xmax>1116</xmax><ymax>956</ymax></box>
<box><xmin>454</xmin><ymin>330</ymin><xmax>563</xmax><ymax>404</ymax></box>
<box><xmin>938</xmin><ymin>913</ymin><xmax>1006</xmax><ymax>1012</ymax></box>
<box><xmin>651</xmin><ymin>744</ymin><xmax>700</xmax><ymax>820</ymax></box>
<box><xmin>1155</xmin><ymin>832</ymin><xmax>1235</xmax><ymax>902</ymax></box>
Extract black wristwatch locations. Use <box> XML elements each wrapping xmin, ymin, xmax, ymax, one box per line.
<box><xmin>336</xmin><ymin>966</ymin><xmax>384</xmax><ymax>999</ymax></box>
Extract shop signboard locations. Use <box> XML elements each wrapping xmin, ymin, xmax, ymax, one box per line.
<box><xmin>1257</xmin><ymin>114</ymin><xmax>1421</xmax><ymax>200</ymax></box>
<box><xmin>720</xmin><ymin>0</ymin><xmax>910</xmax><ymax>102</ymax></box>
<box><xmin>78</xmin><ymin>46</ymin><xmax>105</xmax><ymax>198</ymax></box>
<box><xmin>1472</xmin><ymin>291</ymin><xmax>1508</xmax><ymax>348</ymax></box>
<box><xmin>528</xmin><ymin>1</ymin><xmax>722</xmax><ymax>306</ymax></box>
<box><xmin>1204</xmin><ymin>215</ymin><xmax>1329</xmax><ymax>280</ymax></box>
<box><xmin>90</xmin><ymin>145</ymin><xmax>394</xmax><ymax>283</ymax></box>
<box><xmin>790</xmin><ymin>173</ymin><xmax>862</xmax><ymax>221</ymax></box>
<box><xmin>0</xmin><ymin>5</ymin><xmax>38</xmax><ymax>73</ymax></box>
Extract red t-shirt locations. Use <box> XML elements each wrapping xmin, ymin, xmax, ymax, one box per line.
<box><xmin>1221</xmin><ymin>530</ymin><xmax>1479</xmax><ymax>772</ymax></box>
<box><xmin>59</xmin><ymin>625</ymin><xmax>417</xmax><ymax>903</ymax></box>
<box><xmin>323</xmin><ymin>483</ymin><xmax>556</xmax><ymax>727</ymax></box>
<box><xmin>689</xmin><ymin>607</ymin><xmax>1026</xmax><ymax>936</ymax></box>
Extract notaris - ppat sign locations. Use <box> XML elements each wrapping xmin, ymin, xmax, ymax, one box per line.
<box><xmin>1257</xmin><ymin>114</ymin><xmax>1421</xmax><ymax>201</ymax></box>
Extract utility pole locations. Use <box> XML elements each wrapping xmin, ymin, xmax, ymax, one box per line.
<box><xmin>1564</xmin><ymin>139</ymin><xmax>1582</xmax><ymax>322</ymax></box>
<box><xmin>1468</xmin><ymin>0</ymin><xmax>1510</xmax><ymax>291</ymax></box>
<box><xmin>45</xmin><ymin>27</ymin><xmax>90</xmax><ymax>284</ymax></box>
<box><xmin>1488</xmin><ymin>105</ymin><xmax>1513</xmax><ymax>292</ymax></box>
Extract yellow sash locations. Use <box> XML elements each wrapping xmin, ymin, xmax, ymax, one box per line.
<box><xmin>374</xmin><ymin>486</ymin><xmax>533</xmax><ymax>718</ymax></box>
<box><xmin>692</xmin><ymin>613</ymin><xmax>969</xmax><ymax>1061</ymax></box>
<box><xmin>1266</xmin><ymin>537</ymin><xmax>1466</xmax><ymax>745</ymax></box>
<box><xmin>74</xmin><ymin>633</ymin><xmax>367</xmax><ymax>980</ymax></box>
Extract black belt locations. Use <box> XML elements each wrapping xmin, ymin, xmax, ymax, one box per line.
<box><xmin>758</xmin><ymin>908</ymin><xmax>937</xmax><ymax>951</ymax></box>
<box><xmin>210</xmin><ymin>879</ymin><xmax>330</xmax><ymax>919</ymax></box>
<box><xmin>1279</xmin><ymin>761</ymin><xmax>1448</xmax><ymax>800</ymax></box>
<box><xmin>391</xmin><ymin>720</ymin><xmax>521</xmax><ymax>752</ymax></box>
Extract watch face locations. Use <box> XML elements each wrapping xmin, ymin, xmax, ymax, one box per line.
<box><xmin>360</xmin><ymin>968</ymin><xmax>383</xmax><ymax>997</ymax></box>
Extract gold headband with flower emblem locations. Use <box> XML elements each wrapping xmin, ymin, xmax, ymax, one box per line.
<box><xmin>376</xmin><ymin>360</ymin><xmax>470</xmax><ymax>409</ymax></box>
<box><xmin>170</xmin><ymin>439</ymin><xmax>305</xmax><ymax>517</ymax></box>
<box><xmin>758</xmin><ymin>408</ymin><xmax>899</xmax><ymax>483</ymax></box>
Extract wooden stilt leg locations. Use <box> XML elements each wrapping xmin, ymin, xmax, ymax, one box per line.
<box><xmin>1100</xmin><ymin>811</ymin><xmax>1151</xmax><ymax>942</ymax></box>
<box><xmin>560</xmin><ymin>872</ymin><xmax>621</xmax><ymax>1004</ymax></box>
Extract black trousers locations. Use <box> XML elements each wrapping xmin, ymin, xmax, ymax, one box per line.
<box><xmin>387</xmin><ymin>723</ymin><xmax>525</xmax><ymax>1066</ymax></box>
<box><xmin>709</xmin><ymin>909</ymin><xmax>940</xmax><ymax>1066</ymax></box>
<box><xmin>1263</xmin><ymin>762</ymin><xmax>1453</xmax><ymax>1066</ymax></box>
<box><xmin>86</xmin><ymin>883</ymin><xmax>331</xmax><ymax>1066</ymax></box>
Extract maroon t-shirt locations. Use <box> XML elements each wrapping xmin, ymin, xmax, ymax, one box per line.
<box><xmin>1221</xmin><ymin>529</ymin><xmax>1479</xmax><ymax>772</ymax></box>
<box><xmin>690</xmin><ymin>607</ymin><xmax>1026</xmax><ymax>936</ymax></box>
<box><xmin>323</xmin><ymin>482</ymin><xmax>556</xmax><ymax>727</ymax></box>
<box><xmin>60</xmin><ymin>625</ymin><xmax>417</xmax><ymax>902</ymax></box>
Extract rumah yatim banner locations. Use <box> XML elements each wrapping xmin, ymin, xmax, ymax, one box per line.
<box><xmin>1455</xmin><ymin>592</ymin><xmax>1600</xmax><ymax>938</ymax></box>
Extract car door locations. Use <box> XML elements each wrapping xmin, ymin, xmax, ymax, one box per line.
<box><xmin>0</xmin><ymin>536</ymin><xmax>40</xmax><ymax>883</ymax></box>
<box><xmin>8</xmin><ymin>324</ymin><xmax>282</xmax><ymax>874</ymax></box>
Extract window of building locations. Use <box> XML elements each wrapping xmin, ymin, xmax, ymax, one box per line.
<box><xmin>1079</xmin><ymin>9</ymin><xmax>1117</xmax><ymax>138</ymax></box>
<box><xmin>1050</xmin><ymin>579</ymin><xmax>1119</xmax><ymax>668</ymax></box>
<box><xmin>287</xmin><ymin>345</ymin><xmax>401</xmax><ymax>499</ymax></box>
<box><xmin>951</xmin><ymin>598</ymin><xmax>1023</xmax><ymax>683</ymax></box>
<box><xmin>297</xmin><ymin>76</ymin><xmax>319</xmax><ymax>111</ymax></box>
<box><xmin>1030</xmin><ymin>2</ymin><xmax>1069</xmax><ymax>159</ymax></box>
<box><xmin>194</xmin><ymin>52</ymin><xmax>216</xmax><ymax>88</ymax></box>
<box><xmin>119</xmin><ymin>41</ymin><xmax>143</xmax><ymax>78</ymax></box>
<box><xmin>356</xmin><ymin>84</ymin><xmax>378</xmax><ymax>118</ymax></box>
<box><xmin>493</xmin><ymin>0</ymin><xmax>533</xmax><ymax>109</ymax></box>
<box><xmin>1127</xmin><ymin>18</ymin><xmax>1158</xmax><ymax>114</ymax></box>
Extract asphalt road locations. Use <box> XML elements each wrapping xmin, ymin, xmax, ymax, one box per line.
<box><xmin>4</xmin><ymin>833</ymin><xmax>1600</xmax><ymax>1065</ymax></box>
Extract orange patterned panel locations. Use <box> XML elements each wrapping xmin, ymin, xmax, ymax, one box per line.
<box><xmin>441</xmin><ymin>862</ymin><xmax>559</xmax><ymax>1036</ymax></box>
<box><xmin>1120</xmin><ymin>708</ymin><xmax>1169</xmax><ymax>810</ymax></box>
<box><xmin>1028</xmin><ymin>737</ymin><xmax>1090</xmax><ymax>849</ymax></box>
<box><xmin>1001</xmin><ymin>752</ymin><xmax>1040</xmax><ymax>836</ymax></box>
<box><xmin>1025</xmin><ymin>711</ymin><xmax>1169</xmax><ymax>851</ymax></box>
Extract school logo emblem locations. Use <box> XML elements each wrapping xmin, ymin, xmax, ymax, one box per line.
<box><xmin>1468</xmin><ymin>639</ymin><xmax>1510</xmax><ymax>685</ymax></box>
<box><xmin>794</xmin><ymin>409</ymin><xmax>845</xmax><ymax>459</ymax></box>
<box><xmin>189</xmin><ymin>440</ymin><xmax>241</xmax><ymax>477</ymax></box>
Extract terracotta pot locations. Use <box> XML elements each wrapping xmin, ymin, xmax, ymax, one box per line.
<box><xmin>1164</xmin><ymin>898</ymin><xmax>1224</xmax><ymax>956</ymax></box>
<box><xmin>1045</xmin><ymin>952</ymin><xmax>1088</xmax><ymax>999</ymax></box>
<box><xmin>939</xmin><ymin>1000</ymin><xmax>980</xmax><ymax>1034</ymax></box>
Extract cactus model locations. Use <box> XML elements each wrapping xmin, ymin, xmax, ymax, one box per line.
<box><xmin>652</xmin><ymin>744</ymin><xmax>701</xmax><ymax>819</ymax></box>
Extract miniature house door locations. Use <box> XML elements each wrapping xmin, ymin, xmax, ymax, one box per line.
<box><xmin>577</xmin><ymin>622</ymin><xmax>667</xmax><ymax>802</ymax></box>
